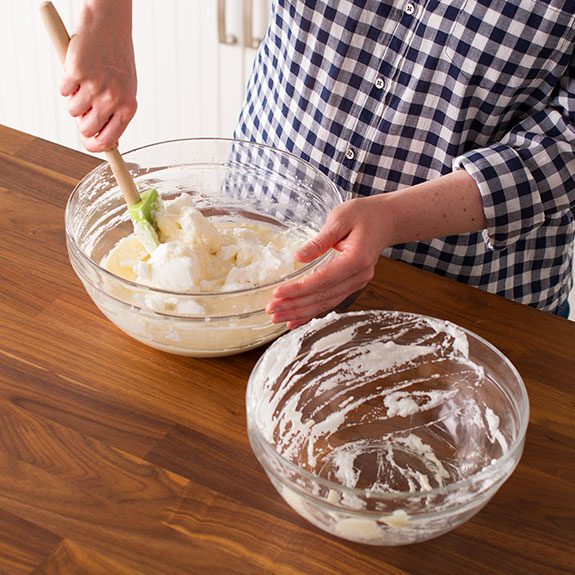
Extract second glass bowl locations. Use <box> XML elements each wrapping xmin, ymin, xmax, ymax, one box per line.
<box><xmin>247</xmin><ymin>310</ymin><xmax>529</xmax><ymax>545</ymax></box>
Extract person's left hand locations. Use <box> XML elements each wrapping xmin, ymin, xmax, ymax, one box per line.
<box><xmin>266</xmin><ymin>196</ymin><xmax>393</xmax><ymax>329</ymax></box>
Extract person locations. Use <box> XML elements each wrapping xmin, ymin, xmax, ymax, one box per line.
<box><xmin>61</xmin><ymin>0</ymin><xmax>575</xmax><ymax>328</ymax></box>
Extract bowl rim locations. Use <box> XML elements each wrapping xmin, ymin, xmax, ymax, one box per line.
<box><xmin>246</xmin><ymin>309</ymin><xmax>530</xmax><ymax>502</ymax></box>
<box><xmin>65</xmin><ymin>137</ymin><xmax>344</xmax><ymax>299</ymax></box>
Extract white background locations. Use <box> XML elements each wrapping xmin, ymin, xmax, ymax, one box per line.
<box><xmin>0</xmin><ymin>0</ymin><xmax>268</xmax><ymax>152</ymax></box>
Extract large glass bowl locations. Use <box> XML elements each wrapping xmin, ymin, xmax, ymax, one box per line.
<box><xmin>246</xmin><ymin>310</ymin><xmax>529</xmax><ymax>545</ymax></box>
<box><xmin>65</xmin><ymin>139</ymin><xmax>344</xmax><ymax>356</ymax></box>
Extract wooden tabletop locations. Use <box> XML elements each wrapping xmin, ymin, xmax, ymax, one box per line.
<box><xmin>0</xmin><ymin>124</ymin><xmax>573</xmax><ymax>575</ymax></box>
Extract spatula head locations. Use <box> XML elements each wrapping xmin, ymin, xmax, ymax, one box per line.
<box><xmin>128</xmin><ymin>188</ymin><xmax>161</xmax><ymax>254</ymax></box>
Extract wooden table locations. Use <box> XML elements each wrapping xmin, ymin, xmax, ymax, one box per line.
<box><xmin>0</xmin><ymin>124</ymin><xmax>573</xmax><ymax>575</ymax></box>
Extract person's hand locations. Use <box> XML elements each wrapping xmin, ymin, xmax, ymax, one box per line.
<box><xmin>266</xmin><ymin>197</ymin><xmax>394</xmax><ymax>329</ymax></box>
<box><xmin>60</xmin><ymin>2</ymin><xmax>137</xmax><ymax>152</ymax></box>
<box><xmin>266</xmin><ymin>170</ymin><xmax>487</xmax><ymax>329</ymax></box>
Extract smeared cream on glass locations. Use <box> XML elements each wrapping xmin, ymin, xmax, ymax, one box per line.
<box><xmin>101</xmin><ymin>193</ymin><xmax>303</xmax><ymax>295</ymax></box>
<box><xmin>248</xmin><ymin>310</ymin><xmax>524</xmax><ymax>544</ymax></box>
<box><xmin>251</xmin><ymin>311</ymin><xmax>511</xmax><ymax>499</ymax></box>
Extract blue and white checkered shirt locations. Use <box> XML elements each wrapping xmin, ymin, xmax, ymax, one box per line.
<box><xmin>235</xmin><ymin>0</ymin><xmax>575</xmax><ymax>313</ymax></box>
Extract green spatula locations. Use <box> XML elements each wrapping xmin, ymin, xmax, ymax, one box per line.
<box><xmin>39</xmin><ymin>1</ymin><xmax>160</xmax><ymax>254</ymax></box>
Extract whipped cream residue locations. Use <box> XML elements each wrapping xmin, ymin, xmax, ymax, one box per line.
<box><xmin>485</xmin><ymin>406</ymin><xmax>509</xmax><ymax>453</ymax></box>
<box><xmin>384</xmin><ymin>389</ymin><xmax>459</xmax><ymax>418</ymax></box>
<box><xmin>250</xmin><ymin>311</ymin><xmax>511</xmax><ymax>499</ymax></box>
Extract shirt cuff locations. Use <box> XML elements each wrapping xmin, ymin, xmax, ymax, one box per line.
<box><xmin>453</xmin><ymin>144</ymin><xmax>545</xmax><ymax>251</ymax></box>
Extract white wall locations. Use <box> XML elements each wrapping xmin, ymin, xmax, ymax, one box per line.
<box><xmin>0</xmin><ymin>0</ymin><xmax>268</xmax><ymax>154</ymax></box>
<box><xmin>1</xmin><ymin>1</ymin><xmax>80</xmax><ymax>149</ymax></box>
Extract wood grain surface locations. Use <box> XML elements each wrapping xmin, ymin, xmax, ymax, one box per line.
<box><xmin>1</xmin><ymin>124</ymin><xmax>574</xmax><ymax>575</ymax></box>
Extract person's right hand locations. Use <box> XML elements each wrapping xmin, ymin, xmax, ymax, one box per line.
<box><xmin>60</xmin><ymin>1</ymin><xmax>137</xmax><ymax>152</ymax></box>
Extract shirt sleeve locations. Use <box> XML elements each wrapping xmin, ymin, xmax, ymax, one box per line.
<box><xmin>453</xmin><ymin>51</ymin><xmax>575</xmax><ymax>251</ymax></box>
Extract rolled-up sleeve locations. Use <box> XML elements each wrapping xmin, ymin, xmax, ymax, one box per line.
<box><xmin>453</xmin><ymin>52</ymin><xmax>575</xmax><ymax>251</ymax></box>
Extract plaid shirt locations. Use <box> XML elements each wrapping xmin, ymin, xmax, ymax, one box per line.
<box><xmin>235</xmin><ymin>0</ymin><xmax>575</xmax><ymax>313</ymax></box>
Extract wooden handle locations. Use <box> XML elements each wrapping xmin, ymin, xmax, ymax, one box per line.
<box><xmin>39</xmin><ymin>1</ymin><xmax>69</xmax><ymax>66</ymax></box>
<box><xmin>106</xmin><ymin>148</ymin><xmax>141</xmax><ymax>205</ymax></box>
<box><xmin>39</xmin><ymin>1</ymin><xmax>140</xmax><ymax>206</ymax></box>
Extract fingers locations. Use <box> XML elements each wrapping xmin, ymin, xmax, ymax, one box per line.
<box><xmin>269</xmin><ymin>273</ymin><xmax>369</xmax><ymax>325</ymax></box>
<box><xmin>74</xmin><ymin>92</ymin><xmax>124</xmax><ymax>136</ymax></box>
<box><xmin>274</xmin><ymin>248</ymin><xmax>374</xmax><ymax>301</ymax></box>
<box><xmin>60</xmin><ymin>77</ymin><xmax>137</xmax><ymax>152</ymax></box>
<box><xmin>268</xmin><ymin>250</ymin><xmax>375</xmax><ymax>326</ymax></box>
<box><xmin>295</xmin><ymin>209</ymin><xmax>350</xmax><ymax>262</ymax></box>
<box><xmin>81</xmin><ymin>106</ymin><xmax>135</xmax><ymax>153</ymax></box>
<box><xmin>59</xmin><ymin>73</ymin><xmax>80</xmax><ymax>98</ymax></box>
<box><xmin>80</xmin><ymin>111</ymin><xmax>131</xmax><ymax>153</ymax></box>
<box><xmin>76</xmin><ymin>107</ymin><xmax>105</xmax><ymax>139</ymax></box>
<box><xmin>67</xmin><ymin>86</ymin><xmax>94</xmax><ymax>118</ymax></box>
<box><xmin>285</xmin><ymin>319</ymin><xmax>310</xmax><ymax>330</ymax></box>
<box><xmin>97</xmin><ymin>111</ymin><xmax>129</xmax><ymax>146</ymax></box>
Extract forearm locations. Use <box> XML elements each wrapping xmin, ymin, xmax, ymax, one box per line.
<box><xmin>77</xmin><ymin>0</ymin><xmax>133</xmax><ymax>38</ymax></box>
<box><xmin>376</xmin><ymin>169</ymin><xmax>486</xmax><ymax>246</ymax></box>
<box><xmin>271</xmin><ymin>170</ymin><xmax>485</xmax><ymax>327</ymax></box>
<box><xmin>80</xmin><ymin>0</ymin><xmax>132</xmax><ymax>20</ymax></box>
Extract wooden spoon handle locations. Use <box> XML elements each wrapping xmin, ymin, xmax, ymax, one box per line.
<box><xmin>39</xmin><ymin>1</ymin><xmax>141</xmax><ymax>206</ymax></box>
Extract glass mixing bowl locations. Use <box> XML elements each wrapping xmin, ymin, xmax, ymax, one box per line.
<box><xmin>246</xmin><ymin>310</ymin><xmax>529</xmax><ymax>545</ymax></box>
<box><xmin>65</xmin><ymin>139</ymin><xmax>344</xmax><ymax>356</ymax></box>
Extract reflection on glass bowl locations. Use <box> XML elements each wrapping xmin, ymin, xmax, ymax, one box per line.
<box><xmin>246</xmin><ymin>310</ymin><xmax>529</xmax><ymax>545</ymax></box>
<box><xmin>65</xmin><ymin>138</ymin><xmax>344</xmax><ymax>357</ymax></box>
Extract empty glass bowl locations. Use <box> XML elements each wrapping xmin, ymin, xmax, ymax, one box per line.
<box><xmin>65</xmin><ymin>139</ymin><xmax>344</xmax><ymax>356</ymax></box>
<box><xmin>246</xmin><ymin>310</ymin><xmax>529</xmax><ymax>545</ymax></box>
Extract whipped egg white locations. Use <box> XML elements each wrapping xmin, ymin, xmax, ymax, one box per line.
<box><xmin>102</xmin><ymin>193</ymin><xmax>305</xmax><ymax>294</ymax></box>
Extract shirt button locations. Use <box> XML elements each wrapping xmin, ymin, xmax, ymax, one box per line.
<box><xmin>345</xmin><ymin>148</ymin><xmax>356</xmax><ymax>160</ymax></box>
<box><xmin>405</xmin><ymin>2</ymin><xmax>415</xmax><ymax>14</ymax></box>
<box><xmin>375</xmin><ymin>77</ymin><xmax>385</xmax><ymax>89</ymax></box>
